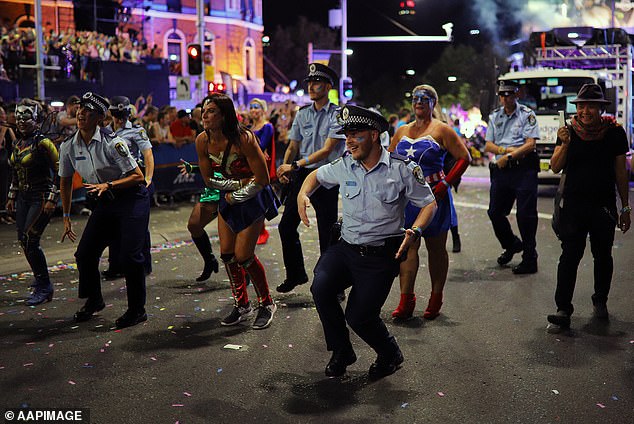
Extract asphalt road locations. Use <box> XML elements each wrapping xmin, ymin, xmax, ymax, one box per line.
<box><xmin>1</xmin><ymin>166</ymin><xmax>632</xmax><ymax>424</ymax></box>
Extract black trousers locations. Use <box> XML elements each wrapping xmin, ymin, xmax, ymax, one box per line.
<box><xmin>554</xmin><ymin>202</ymin><xmax>616</xmax><ymax>315</ymax></box>
<box><xmin>487</xmin><ymin>165</ymin><xmax>538</xmax><ymax>261</ymax></box>
<box><xmin>75</xmin><ymin>186</ymin><xmax>150</xmax><ymax>311</ymax></box>
<box><xmin>278</xmin><ymin>167</ymin><xmax>338</xmax><ymax>283</ymax></box>
<box><xmin>311</xmin><ymin>241</ymin><xmax>401</xmax><ymax>356</ymax></box>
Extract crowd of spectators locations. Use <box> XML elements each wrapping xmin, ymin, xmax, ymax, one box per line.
<box><xmin>0</xmin><ymin>24</ymin><xmax>162</xmax><ymax>82</ymax></box>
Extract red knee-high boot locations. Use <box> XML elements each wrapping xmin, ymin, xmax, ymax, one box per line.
<box><xmin>223</xmin><ymin>256</ymin><xmax>249</xmax><ymax>307</ymax></box>
<box><xmin>392</xmin><ymin>293</ymin><xmax>416</xmax><ymax>319</ymax></box>
<box><xmin>240</xmin><ymin>255</ymin><xmax>272</xmax><ymax>305</ymax></box>
<box><xmin>423</xmin><ymin>292</ymin><xmax>443</xmax><ymax>320</ymax></box>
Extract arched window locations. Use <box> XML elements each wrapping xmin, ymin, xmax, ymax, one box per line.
<box><xmin>15</xmin><ymin>15</ymin><xmax>35</xmax><ymax>28</ymax></box>
<box><xmin>164</xmin><ymin>29</ymin><xmax>185</xmax><ymax>76</ymax></box>
<box><xmin>243</xmin><ymin>38</ymin><xmax>256</xmax><ymax>81</ymax></box>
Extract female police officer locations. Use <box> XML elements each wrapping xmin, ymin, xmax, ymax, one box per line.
<box><xmin>298</xmin><ymin>105</ymin><xmax>437</xmax><ymax>379</ymax></box>
<box><xmin>58</xmin><ymin>92</ymin><xmax>150</xmax><ymax>328</ymax></box>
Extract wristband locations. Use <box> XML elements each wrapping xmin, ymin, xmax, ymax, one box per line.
<box><xmin>303</xmin><ymin>156</ymin><xmax>310</xmax><ymax>166</ymax></box>
<box><xmin>107</xmin><ymin>181</ymin><xmax>114</xmax><ymax>190</ymax></box>
<box><xmin>291</xmin><ymin>160</ymin><xmax>299</xmax><ymax>170</ymax></box>
<box><xmin>440</xmin><ymin>180</ymin><xmax>450</xmax><ymax>188</ymax></box>
<box><xmin>63</xmin><ymin>213</ymin><xmax>70</xmax><ymax>218</ymax></box>
<box><xmin>621</xmin><ymin>206</ymin><xmax>632</xmax><ymax>214</ymax></box>
<box><xmin>411</xmin><ymin>226</ymin><xmax>423</xmax><ymax>240</ymax></box>
<box><xmin>506</xmin><ymin>153</ymin><xmax>513</xmax><ymax>161</ymax></box>
<box><xmin>498</xmin><ymin>146</ymin><xmax>506</xmax><ymax>155</ymax></box>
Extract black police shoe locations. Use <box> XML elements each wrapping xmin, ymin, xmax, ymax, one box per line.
<box><xmin>74</xmin><ymin>298</ymin><xmax>106</xmax><ymax>322</ymax></box>
<box><xmin>497</xmin><ymin>240</ymin><xmax>523</xmax><ymax>265</ymax></box>
<box><xmin>512</xmin><ymin>261</ymin><xmax>538</xmax><ymax>274</ymax></box>
<box><xmin>101</xmin><ymin>269</ymin><xmax>124</xmax><ymax>280</ymax></box>
<box><xmin>276</xmin><ymin>277</ymin><xmax>308</xmax><ymax>293</ymax></box>
<box><xmin>547</xmin><ymin>310</ymin><xmax>571</xmax><ymax>328</ymax></box>
<box><xmin>592</xmin><ymin>302</ymin><xmax>609</xmax><ymax>320</ymax></box>
<box><xmin>368</xmin><ymin>349</ymin><xmax>404</xmax><ymax>381</ymax></box>
<box><xmin>325</xmin><ymin>349</ymin><xmax>357</xmax><ymax>377</ymax></box>
<box><xmin>115</xmin><ymin>309</ymin><xmax>148</xmax><ymax>329</ymax></box>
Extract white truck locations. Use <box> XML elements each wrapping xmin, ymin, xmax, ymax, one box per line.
<box><xmin>496</xmin><ymin>30</ymin><xmax>633</xmax><ymax>182</ymax></box>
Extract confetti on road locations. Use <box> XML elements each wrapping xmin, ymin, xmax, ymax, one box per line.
<box><xmin>552</xmin><ymin>390</ymin><xmax>560</xmax><ymax>395</ymax></box>
<box><xmin>596</xmin><ymin>403</ymin><xmax>606</xmax><ymax>409</ymax></box>
<box><xmin>223</xmin><ymin>344</ymin><xmax>242</xmax><ymax>350</ymax></box>
<box><xmin>171</xmin><ymin>404</ymin><xmax>184</xmax><ymax>407</ymax></box>
<box><xmin>183</xmin><ymin>392</ymin><xmax>192</xmax><ymax>397</ymax></box>
<box><xmin>68</xmin><ymin>380</ymin><xmax>76</xmax><ymax>385</ymax></box>
<box><xmin>437</xmin><ymin>392</ymin><xmax>445</xmax><ymax>397</ymax></box>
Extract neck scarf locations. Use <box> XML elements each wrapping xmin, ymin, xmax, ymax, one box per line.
<box><xmin>571</xmin><ymin>115</ymin><xmax>615</xmax><ymax>141</ymax></box>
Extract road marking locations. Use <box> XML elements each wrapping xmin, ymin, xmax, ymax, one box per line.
<box><xmin>453</xmin><ymin>201</ymin><xmax>553</xmax><ymax>220</ymax></box>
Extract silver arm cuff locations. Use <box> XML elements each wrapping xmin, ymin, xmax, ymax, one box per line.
<box><xmin>228</xmin><ymin>181</ymin><xmax>263</xmax><ymax>204</ymax></box>
<box><xmin>208</xmin><ymin>176</ymin><xmax>241</xmax><ymax>191</ymax></box>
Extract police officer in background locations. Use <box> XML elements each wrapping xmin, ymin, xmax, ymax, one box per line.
<box><xmin>59</xmin><ymin>92</ymin><xmax>150</xmax><ymax>328</ymax></box>
<box><xmin>102</xmin><ymin>95</ymin><xmax>154</xmax><ymax>278</ymax></box>
<box><xmin>484</xmin><ymin>81</ymin><xmax>541</xmax><ymax>274</ymax></box>
<box><xmin>298</xmin><ymin>105</ymin><xmax>437</xmax><ymax>379</ymax></box>
<box><xmin>276</xmin><ymin>63</ymin><xmax>346</xmax><ymax>294</ymax></box>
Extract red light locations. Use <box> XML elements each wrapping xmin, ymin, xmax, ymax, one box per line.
<box><xmin>406</xmin><ymin>0</ymin><xmax>415</xmax><ymax>7</ymax></box>
<box><xmin>188</xmin><ymin>46</ymin><xmax>199</xmax><ymax>57</ymax></box>
<box><xmin>217</xmin><ymin>83</ymin><xmax>225</xmax><ymax>91</ymax></box>
<box><xmin>208</xmin><ymin>82</ymin><xmax>214</xmax><ymax>92</ymax></box>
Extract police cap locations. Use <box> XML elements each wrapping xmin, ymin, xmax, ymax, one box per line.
<box><xmin>79</xmin><ymin>92</ymin><xmax>109</xmax><ymax>115</ymax></box>
<box><xmin>497</xmin><ymin>80</ymin><xmax>519</xmax><ymax>95</ymax></box>
<box><xmin>336</xmin><ymin>105</ymin><xmax>389</xmax><ymax>134</ymax></box>
<box><xmin>304</xmin><ymin>63</ymin><xmax>338</xmax><ymax>87</ymax></box>
<box><xmin>109</xmin><ymin>96</ymin><xmax>131</xmax><ymax>111</ymax></box>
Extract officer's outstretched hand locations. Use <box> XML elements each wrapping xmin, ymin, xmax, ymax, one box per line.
<box><xmin>84</xmin><ymin>183</ymin><xmax>109</xmax><ymax>197</ymax></box>
<box><xmin>61</xmin><ymin>217</ymin><xmax>76</xmax><ymax>243</ymax></box>
<box><xmin>619</xmin><ymin>211</ymin><xmax>631</xmax><ymax>234</ymax></box>
<box><xmin>277</xmin><ymin>164</ymin><xmax>293</xmax><ymax>184</ymax></box>
<box><xmin>298</xmin><ymin>193</ymin><xmax>312</xmax><ymax>227</ymax></box>
<box><xmin>395</xmin><ymin>230</ymin><xmax>418</xmax><ymax>260</ymax></box>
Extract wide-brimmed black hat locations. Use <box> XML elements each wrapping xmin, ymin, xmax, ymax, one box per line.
<box><xmin>497</xmin><ymin>80</ymin><xmax>519</xmax><ymax>94</ymax></box>
<box><xmin>336</xmin><ymin>105</ymin><xmax>389</xmax><ymax>134</ymax></box>
<box><xmin>304</xmin><ymin>63</ymin><xmax>338</xmax><ymax>87</ymax></box>
<box><xmin>570</xmin><ymin>83</ymin><xmax>610</xmax><ymax>104</ymax></box>
<box><xmin>80</xmin><ymin>92</ymin><xmax>110</xmax><ymax>115</ymax></box>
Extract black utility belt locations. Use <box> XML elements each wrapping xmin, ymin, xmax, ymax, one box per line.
<box><xmin>341</xmin><ymin>236</ymin><xmax>404</xmax><ymax>258</ymax></box>
<box><xmin>87</xmin><ymin>184</ymin><xmax>143</xmax><ymax>201</ymax></box>
<box><xmin>490</xmin><ymin>152</ymin><xmax>539</xmax><ymax>170</ymax></box>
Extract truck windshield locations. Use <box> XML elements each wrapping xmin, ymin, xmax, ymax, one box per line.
<box><xmin>504</xmin><ymin>77</ymin><xmax>595</xmax><ymax>115</ymax></box>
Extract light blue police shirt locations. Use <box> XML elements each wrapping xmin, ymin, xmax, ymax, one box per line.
<box><xmin>58</xmin><ymin>127</ymin><xmax>138</xmax><ymax>183</ymax></box>
<box><xmin>316</xmin><ymin>148</ymin><xmax>435</xmax><ymax>245</ymax></box>
<box><xmin>485</xmin><ymin>104</ymin><xmax>540</xmax><ymax>159</ymax></box>
<box><xmin>107</xmin><ymin>121</ymin><xmax>152</xmax><ymax>165</ymax></box>
<box><xmin>289</xmin><ymin>102</ymin><xmax>346</xmax><ymax>169</ymax></box>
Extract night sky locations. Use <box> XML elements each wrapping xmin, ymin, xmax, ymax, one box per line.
<box><xmin>262</xmin><ymin>0</ymin><xmax>495</xmax><ymax>104</ymax></box>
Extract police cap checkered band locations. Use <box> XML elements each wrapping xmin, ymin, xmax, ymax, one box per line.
<box><xmin>304</xmin><ymin>63</ymin><xmax>338</xmax><ymax>87</ymax></box>
<box><xmin>336</xmin><ymin>105</ymin><xmax>389</xmax><ymax>134</ymax></box>
<box><xmin>497</xmin><ymin>80</ymin><xmax>519</xmax><ymax>94</ymax></box>
<box><xmin>80</xmin><ymin>92</ymin><xmax>109</xmax><ymax>115</ymax></box>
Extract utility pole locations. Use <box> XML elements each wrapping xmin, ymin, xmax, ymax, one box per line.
<box><xmin>196</xmin><ymin>0</ymin><xmax>206</xmax><ymax>102</ymax></box>
<box><xmin>34</xmin><ymin>0</ymin><xmax>45</xmax><ymax>100</ymax></box>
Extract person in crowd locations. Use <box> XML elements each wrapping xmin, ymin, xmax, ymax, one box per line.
<box><xmin>170</xmin><ymin>110</ymin><xmax>196</xmax><ymax>146</ymax></box>
<box><xmin>387</xmin><ymin>114</ymin><xmax>398</xmax><ymax>137</ymax></box>
<box><xmin>140</xmin><ymin>105</ymin><xmax>158</xmax><ymax>134</ymax></box>
<box><xmin>276</xmin><ymin>63</ymin><xmax>346</xmax><ymax>295</ymax></box>
<box><xmin>298</xmin><ymin>105</ymin><xmax>436</xmax><ymax>379</ymax></box>
<box><xmin>101</xmin><ymin>96</ymin><xmax>154</xmax><ymax>279</ymax></box>
<box><xmin>396</xmin><ymin>108</ymin><xmax>411</xmax><ymax>128</ymax></box>
<box><xmin>55</xmin><ymin>95</ymin><xmax>79</xmax><ymax>143</ymax></box>
<box><xmin>389</xmin><ymin>85</ymin><xmax>470</xmax><ymax>320</ymax></box>
<box><xmin>0</xmin><ymin>105</ymin><xmax>16</xmax><ymax>224</ymax></box>
<box><xmin>195</xmin><ymin>93</ymin><xmax>279</xmax><ymax>329</ymax></box>
<box><xmin>59</xmin><ymin>92</ymin><xmax>150</xmax><ymax>328</ymax></box>
<box><xmin>248</xmin><ymin>97</ymin><xmax>276</xmax><ymax>245</ymax></box>
<box><xmin>190</xmin><ymin>106</ymin><xmax>204</xmax><ymax>135</ymax></box>
<box><xmin>547</xmin><ymin>84</ymin><xmax>630</xmax><ymax>329</ymax></box>
<box><xmin>484</xmin><ymin>80</ymin><xmax>540</xmax><ymax>274</ymax></box>
<box><xmin>149</xmin><ymin>110</ymin><xmax>175</xmax><ymax>145</ymax></box>
<box><xmin>7</xmin><ymin>100</ymin><xmax>59</xmax><ymax>305</ymax></box>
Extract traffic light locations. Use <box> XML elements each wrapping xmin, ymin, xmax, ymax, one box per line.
<box><xmin>342</xmin><ymin>77</ymin><xmax>353</xmax><ymax>100</ymax></box>
<box><xmin>207</xmin><ymin>82</ymin><xmax>226</xmax><ymax>94</ymax></box>
<box><xmin>399</xmin><ymin>0</ymin><xmax>416</xmax><ymax>15</ymax></box>
<box><xmin>187</xmin><ymin>44</ymin><xmax>202</xmax><ymax>75</ymax></box>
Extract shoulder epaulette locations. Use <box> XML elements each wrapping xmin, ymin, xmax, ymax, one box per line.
<box><xmin>99</xmin><ymin>126</ymin><xmax>115</xmax><ymax>138</ymax></box>
<box><xmin>520</xmin><ymin>104</ymin><xmax>533</xmax><ymax>113</ymax></box>
<box><xmin>299</xmin><ymin>104</ymin><xmax>311</xmax><ymax>110</ymax></box>
<box><xmin>389</xmin><ymin>152</ymin><xmax>411</xmax><ymax>163</ymax></box>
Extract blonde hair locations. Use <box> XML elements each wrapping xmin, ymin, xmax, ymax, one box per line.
<box><xmin>249</xmin><ymin>98</ymin><xmax>268</xmax><ymax>112</ymax></box>
<box><xmin>411</xmin><ymin>84</ymin><xmax>438</xmax><ymax>105</ymax></box>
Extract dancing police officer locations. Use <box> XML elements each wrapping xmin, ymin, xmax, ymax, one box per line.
<box><xmin>276</xmin><ymin>63</ymin><xmax>346</xmax><ymax>294</ymax></box>
<box><xmin>298</xmin><ymin>105</ymin><xmax>437</xmax><ymax>379</ymax></box>
<box><xmin>59</xmin><ymin>92</ymin><xmax>151</xmax><ymax>328</ymax></box>
<box><xmin>484</xmin><ymin>81</ymin><xmax>540</xmax><ymax>274</ymax></box>
<box><xmin>102</xmin><ymin>95</ymin><xmax>154</xmax><ymax>278</ymax></box>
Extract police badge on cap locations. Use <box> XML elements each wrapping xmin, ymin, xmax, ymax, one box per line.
<box><xmin>80</xmin><ymin>92</ymin><xmax>110</xmax><ymax>115</ymax></box>
<box><xmin>304</xmin><ymin>63</ymin><xmax>338</xmax><ymax>87</ymax></box>
<box><xmin>336</xmin><ymin>105</ymin><xmax>389</xmax><ymax>134</ymax></box>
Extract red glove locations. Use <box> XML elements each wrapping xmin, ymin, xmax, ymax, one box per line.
<box><xmin>433</xmin><ymin>158</ymin><xmax>469</xmax><ymax>200</ymax></box>
<box><xmin>433</xmin><ymin>180</ymin><xmax>451</xmax><ymax>199</ymax></box>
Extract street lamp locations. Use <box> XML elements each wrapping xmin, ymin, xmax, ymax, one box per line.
<box><xmin>405</xmin><ymin>69</ymin><xmax>415</xmax><ymax>76</ymax></box>
<box><xmin>344</xmin><ymin>48</ymin><xmax>353</xmax><ymax>55</ymax></box>
<box><xmin>447</xmin><ymin>76</ymin><xmax>457</xmax><ymax>82</ymax></box>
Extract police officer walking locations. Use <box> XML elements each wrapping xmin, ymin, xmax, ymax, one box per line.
<box><xmin>298</xmin><ymin>105</ymin><xmax>437</xmax><ymax>379</ymax></box>
<box><xmin>484</xmin><ymin>81</ymin><xmax>541</xmax><ymax>274</ymax></box>
<box><xmin>58</xmin><ymin>92</ymin><xmax>151</xmax><ymax>328</ymax></box>
<box><xmin>102</xmin><ymin>95</ymin><xmax>154</xmax><ymax>278</ymax></box>
<box><xmin>276</xmin><ymin>63</ymin><xmax>346</xmax><ymax>294</ymax></box>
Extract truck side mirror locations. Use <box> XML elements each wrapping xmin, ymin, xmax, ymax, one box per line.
<box><xmin>604</xmin><ymin>87</ymin><xmax>617</xmax><ymax>115</ymax></box>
